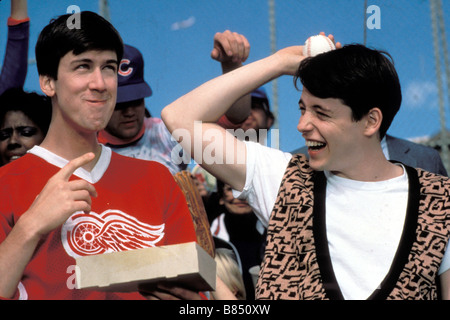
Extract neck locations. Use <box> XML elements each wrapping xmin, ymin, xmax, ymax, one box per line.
<box><xmin>40</xmin><ymin>125</ymin><xmax>102</xmax><ymax>172</ymax></box>
<box><xmin>331</xmin><ymin>143</ymin><xmax>403</xmax><ymax>182</ymax></box>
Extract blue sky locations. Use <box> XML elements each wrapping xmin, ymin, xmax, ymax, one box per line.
<box><xmin>0</xmin><ymin>0</ymin><xmax>449</xmax><ymax>152</ymax></box>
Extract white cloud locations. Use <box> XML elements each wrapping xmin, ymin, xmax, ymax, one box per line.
<box><xmin>403</xmin><ymin>80</ymin><xmax>438</xmax><ymax>108</ymax></box>
<box><xmin>171</xmin><ymin>16</ymin><xmax>196</xmax><ymax>31</ymax></box>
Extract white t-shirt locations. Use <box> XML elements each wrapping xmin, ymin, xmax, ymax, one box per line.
<box><xmin>234</xmin><ymin>141</ymin><xmax>450</xmax><ymax>299</ymax></box>
<box><xmin>324</xmin><ymin>169</ymin><xmax>408</xmax><ymax>299</ymax></box>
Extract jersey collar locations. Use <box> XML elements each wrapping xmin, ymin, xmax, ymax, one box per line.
<box><xmin>27</xmin><ymin>145</ymin><xmax>111</xmax><ymax>184</ymax></box>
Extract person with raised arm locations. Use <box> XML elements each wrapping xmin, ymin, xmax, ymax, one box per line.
<box><xmin>161</xmin><ymin>35</ymin><xmax>450</xmax><ymax>300</ymax></box>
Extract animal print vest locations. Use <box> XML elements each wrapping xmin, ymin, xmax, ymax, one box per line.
<box><xmin>256</xmin><ymin>154</ymin><xmax>450</xmax><ymax>300</ymax></box>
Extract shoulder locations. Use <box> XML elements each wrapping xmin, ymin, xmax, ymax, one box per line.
<box><xmin>109</xmin><ymin>152</ymin><xmax>178</xmax><ymax>188</ymax></box>
<box><xmin>387</xmin><ymin>135</ymin><xmax>440</xmax><ymax>157</ymax></box>
<box><xmin>414</xmin><ymin>166</ymin><xmax>450</xmax><ymax>193</ymax></box>
<box><xmin>243</xmin><ymin>141</ymin><xmax>294</xmax><ymax>188</ymax></box>
<box><xmin>387</xmin><ymin>135</ymin><xmax>447</xmax><ymax>175</ymax></box>
<box><xmin>144</xmin><ymin>117</ymin><xmax>165</xmax><ymax>130</ymax></box>
<box><xmin>413</xmin><ymin>168</ymin><xmax>450</xmax><ymax>227</ymax></box>
<box><xmin>143</xmin><ymin>117</ymin><xmax>173</xmax><ymax>139</ymax></box>
<box><xmin>416</xmin><ymin>166</ymin><xmax>449</xmax><ymax>181</ymax></box>
<box><xmin>0</xmin><ymin>153</ymin><xmax>44</xmax><ymax>178</ymax></box>
<box><xmin>107</xmin><ymin>153</ymin><xmax>179</xmax><ymax>194</ymax></box>
<box><xmin>290</xmin><ymin>153</ymin><xmax>309</xmax><ymax>165</ymax></box>
<box><xmin>245</xmin><ymin>141</ymin><xmax>293</xmax><ymax>165</ymax></box>
<box><xmin>0</xmin><ymin>154</ymin><xmax>55</xmax><ymax>203</ymax></box>
<box><xmin>110</xmin><ymin>151</ymin><xmax>172</xmax><ymax>175</ymax></box>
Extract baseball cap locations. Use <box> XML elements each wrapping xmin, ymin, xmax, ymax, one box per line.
<box><xmin>116</xmin><ymin>44</ymin><xmax>152</xmax><ymax>103</ymax></box>
<box><xmin>251</xmin><ymin>87</ymin><xmax>272</xmax><ymax>118</ymax></box>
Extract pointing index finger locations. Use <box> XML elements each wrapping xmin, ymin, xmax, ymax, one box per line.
<box><xmin>58</xmin><ymin>152</ymin><xmax>96</xmax><ymax>181</ymax></box>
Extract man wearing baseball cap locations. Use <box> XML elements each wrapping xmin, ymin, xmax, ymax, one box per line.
<box><xmin>239</xmin><ymin>87</ymin><xmax>274</xmax><ymax>133</ymax></box>
<box><xmin>98</xmin><ymin>44</ymin><xmax>186</xmax><ymax>174</ymax></box>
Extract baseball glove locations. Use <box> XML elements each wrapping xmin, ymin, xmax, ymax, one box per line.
<box><xmin>174</xmin><ymin>170</ymin><xmax>215</xmax><ymax>258</ymax></box>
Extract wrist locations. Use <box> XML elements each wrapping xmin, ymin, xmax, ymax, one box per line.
<box><xmin>7</xmin><ymin>16</ymin><xmax>30</xmax><ymax>26</ymax></box>
<box><xmin>15</xmin><ymin>211</ymin><xmax>45</xmax><ymax>244</ymax></box>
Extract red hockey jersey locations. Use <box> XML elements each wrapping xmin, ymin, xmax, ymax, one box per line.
<box><xmin>0</xmin><ymin>146</ymin><xmax>196</xmax><ymax>300</ymax></box>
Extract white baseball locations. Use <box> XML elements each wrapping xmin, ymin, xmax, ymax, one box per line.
<box><xmin>302</xmin><ymin>34</ymin><xmax>336</xmax><ymax>57</ymax></box>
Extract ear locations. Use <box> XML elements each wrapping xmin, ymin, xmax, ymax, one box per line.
<box><xmin>364</xmin><ymin>107</ymin><xmax>382</xmax><ymax>137</ymax></box>
<box><xmin>39</xmin><ymin>75</ymin><xmax>56</xmax><ymax>97</ymax></box>
<box><xmin>266</xmin><ymin>116</ymin><xmax>274</xmax><ymax>129</ymax></box>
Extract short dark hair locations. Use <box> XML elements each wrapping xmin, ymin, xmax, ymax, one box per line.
<box><xmin>0</xmin><ymin>87</ymin><xmax>52</xmax><ymax>134</ymax></box>
<box><xmin>35</xmin><ymin>11</ymin><xmax>123</xmax><ymax>79</ymax></box>
<box><xmin>294</xmin><ymin>44</ymin><xmax>402</xmax><ymax>139</ymax></box>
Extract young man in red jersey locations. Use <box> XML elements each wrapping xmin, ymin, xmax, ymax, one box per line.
<box><xmin>0</xmin><ymin>11</ymin><xmax>196</xmax><ymax>300</ymax></box>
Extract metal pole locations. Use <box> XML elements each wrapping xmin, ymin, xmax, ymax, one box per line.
<box><xmin>364</xmin><ymin>0</ymin><xmax>367</xmax><ymax>45</ymax></box>
<box><xmin>436</xmin><ymin>0</ymin><xmax>450</xmax><ymax>110</ymax></box>
<box><xmin>99</xmin><ymin>0</ymin><xmax>111</xmax><ymax>21</ymax></box>
<box><xmin>430</xmin><ymin>0</ymin><xmax>449</xmax><ymax>172</ymax></box>
<box><xmin>268</xmin><ymin>0</ymin><xmax>279</xmax><ymax>149</ymax></box>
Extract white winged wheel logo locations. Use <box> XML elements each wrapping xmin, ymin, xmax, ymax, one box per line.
<box><xmin>61</xmin><ymin>209</ymin><xmax>165</xmax><ymax>258</ymax></box>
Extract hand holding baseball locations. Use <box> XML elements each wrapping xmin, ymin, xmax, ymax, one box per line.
<box><xmin>302</xmin><ymin>32</ymin><xmax>341</xmax><ymax>57</ymax></box>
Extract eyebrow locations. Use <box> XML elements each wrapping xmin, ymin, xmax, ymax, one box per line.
<box><xmin>70</xmin><ymin>58</ymin><xmax>119</xmax><ymax>65</ymax></box>
<box><xmin>298</xmin><ymin>99</ymin><xmax>332</xmax><ymax>114</ymax></box>
<box><xmin>106</xmin><ymin>59</ymin><xmax>119</xmax><ymax>65</ymax></box>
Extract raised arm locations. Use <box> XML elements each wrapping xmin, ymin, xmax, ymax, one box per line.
<box><xmin>211</xmin><ymin>30</ymin><xmax>251</xmax><ymax>124</ymax></box>
<box><xmin>161</xmin><ymin>46</ymin><xmax>304</xmax><ymax>191</ymax></box>
<box><xmin>0</xmin><ymin>0</ymin><xmax>30</xmax><ymax>95</ymax></box>
<box><xmin>10</xmin><ymin>0</ymin><xmax>28</xmax><ymax>20</ymax></box>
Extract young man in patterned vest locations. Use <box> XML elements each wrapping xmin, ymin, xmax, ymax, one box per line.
<box><xmin>161</xmin><ymin>34</ymin><xmax>450</xmax><ymax>299</ymax></box>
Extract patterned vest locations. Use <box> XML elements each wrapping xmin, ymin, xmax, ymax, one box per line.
<box><xmin>256</xmin><ymin>154</ymin><xmax>450</xmax><ymax>300</ymax></box>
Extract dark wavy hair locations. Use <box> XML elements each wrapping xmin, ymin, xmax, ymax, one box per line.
<box><xmin>0</xmin><ymin>87</ymin><xmax>52</xmax><ymax>134</ymax></box>
<box><xmin>35</xmin><ymin>11</ymin><xmax>123</xmax><ymax>79</ymax></box>
<box><xmin>294</xmin><ymin>44</ymin><xmax>402</xmax><ymax>139</ymax></box>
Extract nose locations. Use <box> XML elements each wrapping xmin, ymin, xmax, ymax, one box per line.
<box><xmin>9</xmin><ymin>130</ymin><xmax>20</xmax><ymax>144</ymax></box>
<box><xmin>89</xmin><ymin>68</ymin><xmax>107</xmax><ymax>91</ymax></box>
<box><xmin>7</xmin><ymin>131</ymin><xmax>22</xmax><ymax>150</ymax></box>
<box><xmin>297</xmin><ymin>111</ymin><xmax>313</xmax><ymax>134</ymax></box>
<box><xmin>121</xmin><ymin>106</ymin><xmax>135</xmax><ymax>117</ymax></box>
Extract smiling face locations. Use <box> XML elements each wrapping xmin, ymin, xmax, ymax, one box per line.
<box><xmin>297</xmin><ymin>88</ymin><xmax>368</xmax><ymax>176</ymax></box>
<box><xmin>0</xmin><ymin>110</ymin><xmax>45</xmax><ymax>164</ymax></box>
<box><xmin>41</xmin><ymin>50</ymin><xmax>119</xmax><ymax>135</ymax></box>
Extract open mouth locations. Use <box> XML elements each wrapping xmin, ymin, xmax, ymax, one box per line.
<box><xmin>306</xmin><ymin>140</ymin><xmax>326</xmax><ymax>151</ymax></box>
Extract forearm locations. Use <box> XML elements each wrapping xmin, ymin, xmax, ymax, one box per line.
<box><xmin>161</xmin><ymin>46</ymin><xmax>301</xmax><ymax>190</ymax></box>
<box><xmin>0</xmin><ymin>218</ymin><xmax>40</xmax><ymax>299</ymax></box>
<box><xmin>0</xmin><ymin>1</ymin><xmax>29</xmax><ymax>95</ymax></box>
<box><xmin>220</xmin><ymin>61</ymin><xmax>251</xmax><ymax>124</ymax></box>
<box><xmin>11</xmin><ymin>0</ymin><xmax>28</xmax><ymax>20</ymax></box>
<box><xmin>162</xmin><ymin>53</ymin><xmax>284</xmax><ymax>134</ymax></box>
